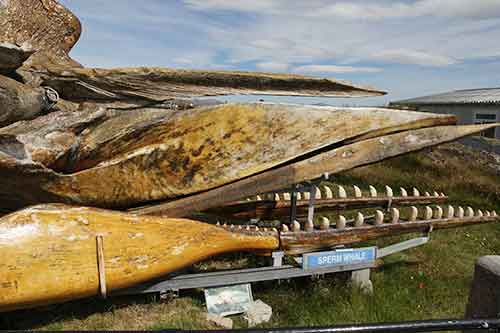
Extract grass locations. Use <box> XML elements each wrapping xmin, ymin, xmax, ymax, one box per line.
<box><xmin>1</xmin><ymin>142</ymin><xmax>499</xmax><ymax>330</ymax></box>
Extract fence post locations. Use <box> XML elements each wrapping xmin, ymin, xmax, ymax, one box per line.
<box><xmin>465</xmin><ymin>256</ymin><xmax>500</xmax><ymax>332</ymax></box>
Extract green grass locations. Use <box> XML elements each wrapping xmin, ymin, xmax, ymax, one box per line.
<box><xmin>2</xmin><ymin>142</ymin><xmax>499</xmax><ymax>330</ymax></box>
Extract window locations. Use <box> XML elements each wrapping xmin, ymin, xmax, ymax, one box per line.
<box><xmin>476</xmin><ymin>113</ymin><xmax>497</xmax><ymax>121</ymax></box>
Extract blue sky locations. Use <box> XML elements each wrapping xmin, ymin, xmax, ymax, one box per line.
<box><xmin>59</xmin><ymin>0</ymin><xmax>500</xmax><ymax>106</ymax></box>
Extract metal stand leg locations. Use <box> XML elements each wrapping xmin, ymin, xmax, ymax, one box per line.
<box><xmin>289</xmin><ymin>185</ymin><xmax>298</xmax><ymax>225</ymax></box>
<box><xmin>351</xmin><ymin>269</ymin><xmax>373</xmax><ymax>295</ymax></box>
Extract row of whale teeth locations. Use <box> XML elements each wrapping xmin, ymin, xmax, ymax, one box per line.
<box><xmin>280</xmin><ymin>206</ymin><xmax>498</xmax><ymax>232</ymax></box>
<box><xmin>216</xmin><ymin>222</ymin><xmax>278</xmax><ymax>233</ymax></box>
<box><xmin>248</xmin><ymin>185</ymin><xmax>446</xmax><ymax>202</ymax></box>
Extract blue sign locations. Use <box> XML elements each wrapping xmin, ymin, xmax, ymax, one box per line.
<box><xmin>303</xmin><ymin>247</ymin><xmax>376</xmax><ymax>270</ymax></box>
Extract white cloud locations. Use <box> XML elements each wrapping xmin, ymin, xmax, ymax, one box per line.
<box><xmin>184</xmin><ymin>0</ymin><xmax>500</xmax><ymax>20</ymax></box>
<box><xmin>294</xmin><ymin>64</ymin><xmax>383</xmax><ymax>74</ymax></box>
<box><xmin>255</xmin><ymin>61</ymin><xmax>289</xmax><ymax>72</ymax></box>
<box><xmin>373</xmin><ymin>49</ymin><xmax>458</xmax><ymax>67</ymax></box>
<box><xmin>183</xmin><ymin>0</ymin><xmax>284</xmax><ymax>12</ymax></box>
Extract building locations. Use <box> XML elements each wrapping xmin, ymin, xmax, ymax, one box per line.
<box><xmin>391</xmin><ymin>88</ymin><xmax>500</xmax><ymax>139</ymax></box>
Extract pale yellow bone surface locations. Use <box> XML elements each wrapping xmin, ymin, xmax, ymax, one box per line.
<box><xmin>0</xmin><ymin>204</ymin><xmax>278</xmax><ymax>312</ymax></box>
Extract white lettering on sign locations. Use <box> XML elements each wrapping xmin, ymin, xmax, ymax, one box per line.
<box><xmin>316</xmin><ymin>251</ymin><xmax>368</xmax><ymax>265</ymax></box>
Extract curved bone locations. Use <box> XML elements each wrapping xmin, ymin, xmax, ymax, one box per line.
<box><xmin>353</xmin><ymin>185</ymin><xmax>363</xmax><ymax>198</ymax></box>
<box><xmin>0</xmin><ymin>204</ymin><xmax>278</xmax><ymax>312</ymax></box>
<box><xmin>135</xmin><ymin>123</ymin><xmax>499</xmax><ymax>217</ymax></box>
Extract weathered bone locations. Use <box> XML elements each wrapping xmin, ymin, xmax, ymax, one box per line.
<box><xmin>283</xmin><ymin>192</ymin><xmax>291</xmax><ymax>201</ymax></box>
<box><xmin>466</xmin><ymin>207</ymin><xmax>474</xmax><ymax>217</ymax></box>
<box><xmin>385</xmin><ymin>185</ymin><xmax>394</xmax><ymax>198</ymax></box>
<box><xmin>434</xmin><ymin>206</ymin><xmax>443</xmax><ymax>219</ymax></box>
<box><xmin>355</xmin><ymin>212</ymin><xmax>365</xmax><ymax>227</ymax></box>
<box><xmin>353</xmin><ymin>185</ymin><xmax>363</xmax><ymax>198</ymax></box>
<box><xmin>338</xmin><ymin>185</ymin><xmax>347</xmax><ymax>199</ymax></box>
<box><xmin>425</xmin><ymin>192</ymin><xmax>431</xmax><ymax>197</ymax></box>
<box><xmin>375</xmin><ymin>210</ymin><xmax>384</xmax><ymax>225</ymax></box>
<box><xmin>424</xmin><ymin>206</ymin><xmax>433</xmax><ymax>220</ymax></box>
<box><xmin>314</xmin><ymin>187</ymin><xmax>322</xmax><ymax>200</ymax></box>
<box><xmin>337</xmin><ymin>215</ymin><xmax>347</xmax><ymax>229</ymax></box>
<box><xmin>210</xmin><ymin>193</ymin><xmax>448</xmax><ymax>220</ymax></box>
<box><xmin>369</xmin><ymin>185</ymin><xmax>378</xmax><ymax>198</ymax></box>
<box><xmin>320</xmin><ymin>217</ymin><xmax>330</xmax><ymax>230</ymax></box>
<box><xmin>292</xmin><ymin>220</ymin><xmax>302</xmax><ymax>232</ymax></box>
<box><xmin>401</xmin><ymin>187</ymin><xmax>408</xmax><ymax>197</ymax></box>
<box><xmin>391</xmin><ymin>208</ymin><xmax>400</xmax><ymax>224</ymax></box>
<box><xmin>457</xmin><ymin>206</ymin><xmax>465</xmax><ymax>218</ymax></box>
<box><xmin>323</xmin><ymin>186</ymin><xmax>333</xmax><ymax>199</ymax></box>
<box><xmin>413</xmin><ymin>188</ymin><xmax>420</xmax><ymax>197</ymax></box>
<box><xmin>447</xmin><ymin>205</ymin><xmax>455</xmax><ymax>219</ymax></box>
<box><xmin>410</xmin><ymin>206</ymin><xmax>419</xmax><ymax>222</ymax></box>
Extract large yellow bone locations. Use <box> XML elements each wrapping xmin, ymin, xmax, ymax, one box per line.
<box><xmin>0</xmin><ymin>204</ymin><xmax>278</xmax><ymax>312</ymax></box>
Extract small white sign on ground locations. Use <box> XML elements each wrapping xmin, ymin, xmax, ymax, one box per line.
<box><xmin>204</xmin><ymin>284</ymin><xmax>253</xmax><ymax>317</ymax></box>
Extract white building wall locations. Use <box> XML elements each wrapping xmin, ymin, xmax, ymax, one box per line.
<box><xmin>413</xmin><ymin>105</ymin><xmax>499</xmax><ymax>139</ymax></box>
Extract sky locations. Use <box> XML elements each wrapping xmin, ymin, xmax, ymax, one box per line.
<box><xmin>59</xmin><ymin>0</ymin><xmax>500</xmax><ymax>106</ymax></box>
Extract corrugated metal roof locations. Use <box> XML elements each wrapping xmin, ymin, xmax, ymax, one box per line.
<box><xmin>392</xmin><ymin>87</ymin><xmax>500</xmax><ymax>105</ymax></box>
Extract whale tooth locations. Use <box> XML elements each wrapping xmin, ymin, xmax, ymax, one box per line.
<box><xmin>338</xmin><ymin>185</ymin><xmax>347</xmax><ymax>199</ymax></box>
<box><xmin>314</xmin><ymin>187</ymin><xmax>322</xmax><ymax>199</ymax></box>
<box><xmin>413</xmin><ymin>188</ymin><xmax>420</xmax><ymax>197</ymax></box>
<box><xmin>400</xmin><ymin>187</ymin><xmax>408</xmax><ymax>197</ymax></box>
<box><xmin>272</xmin><ymin>228</ymin><xmax>278</xmax><ymax>233</ymax></box>
<box><xmin>466</xmin><ymin>207</ymin><xmax>474</xmax><ymax>217</ymax></box>
<box><xmin>230</xmin><ymin>224</ymin><xmax>235</xmax><ymax>229</ymax></box>
<box><xmin>410</xmin><ymin>206</ymin><xmax>418</xmax><ymax>222</ymax></box>
<box><xmin>255</xmin><ymin>226</ymin><xmax>259</xmax><ymax>231</ymax></box>
<box><xmin>369</xmin><ymin>185</ymin><xmax>378</xmax><ymax>197</ymax></box>
<box><xmin>446</xmin><ymin>205</ymin><xmax>455</xmax><ymax>219</ymax></box>
<box><xmin>303</xmin><ymin>191</ymin><xmax>311</xmax><ymax>200</ymax></box>
<box><xmin>433</xmin><ymin>191</ymin><xmax>440</xmax><ymax>197</ymax></box>
<box><xmin>323</xmin><ymin>186</ymin><xmax>333</xmax><ymax>199</ymax></box>
<box><xmin>457</xmin><ymin>206</ymin><xmax>465</xmax><ymax>218</ymax></box>
<box><xmin>434</xmin><ymin>206</ymin><xmax>443</xmax><ymax>219</ymax></box>
<box><xmin>320</xmin><ymin>217</ymin><xmax>330</xmax><ymax>230</ymax></box>
<box><xmin>337</xmin><ymin>215</ymin><xmax>347</xmax><ymax>229</ymax></box>
<box><xmin>305</xmin><ymin>219</ymin><xmax>314</xmax><ymax>232</ymax></box>
<box><xmin>296</xmin><ymin>192</ymin><xmax>302</xmax><ymax>200</ymax></box>
<box><xmin>492</xmin><ymin>211</ymin><xmax>497</xmax><ymax>217</ymax></box>
<box><xmin>485</xmin><ymin>211</ymin><xmax>491</xmax><ymax>217</ymax></box>
<box><xmin>274</xmin><ymin>193</ymin><xmax>281</xmax><ymax>201</ymax></box>
<box><xmin>283</xmin><ymin>192</ymin><xmax>291</xmax><ymax>201</ymax></box>
<box><xmin>476</xmin><ymin>209</ymin><xmax>483</xmax><ymax>217</ymax></box>
<box><xmin>223</xmin><ymin>223</ymin><xmax>227</xmax><ymax>227</ymax></box>
<box><xmin>424</xmin><ymin>206</ymin><xmax>433</xmax><ymax>220</ymax></box>
<box><xmin>353</xmin><ymin>185</ymin><xmax>363</xmax><ymax>198</ymax></box>
<box><xmin>375</xmin><ymin>210</ymin><xmax>384</xmax><ymax>225</ymax></box>
<box><xmin>238</xmin><ymin>225</ymin><xmax>243</xmax><ymax>230</ymax></box>
<box><xmin>256</xmin><ymin>195</ymin><xmax>263</xmax><ymax>201</ymax></box>
<box><xmin>246</xmin><ymin>225</ymin><xmax>251</xmax><ymax>231</ymax></box>
<box><xmin>216</xmin><ymin>222</ymin><xmax>221</xmax><ymax>226</ymax></box>
<box><xmin>292</xmin><ymin>220</ymin><xmax>302</xmax><ymax>232</ymax></box>
<box><xmin>424</xmin><ymin>191</ymin><xmax>431</xmax><ymax>197</ymax></box>
<box><xmin>440</xmin><ymin>192</ymin><xmax>446</xmax><ymax>197</ymax></box>
<box><xmin>282</xmin><ymin>224</ymin><xmax>289</xmax><ymax>232</ymax></box>
<box><xmin>354</xmin><ymin>212</ymin><xmax>365</xmax><ymax>227</ymax></box>
<box><xmin>391</xmin><ymin>208</ymin><xmax>400</xmax><ymax>224</ymax></box>
<box><xmin>385</xmin><ymin>185</ymin><xmax>393</xmax><ymax>198</ymax></box>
